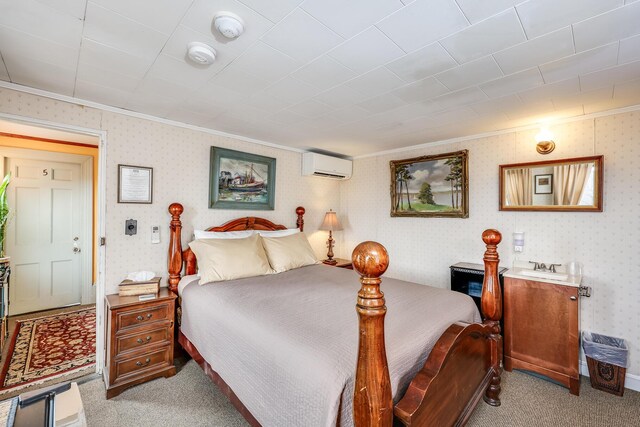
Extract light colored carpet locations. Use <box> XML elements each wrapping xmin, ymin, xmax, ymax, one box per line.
<box><xmin>79</xmin><ymin>361</ymin><xmax>640</xmax><ymax>426</ymax></box>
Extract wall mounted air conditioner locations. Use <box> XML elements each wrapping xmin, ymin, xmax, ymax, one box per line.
<box><xmin>302</xmin><ymin>152</ymin><xmax>352</xmax><ymax>180</ymax></box>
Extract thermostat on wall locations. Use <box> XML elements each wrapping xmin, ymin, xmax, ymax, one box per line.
<box><xmin>151</xmin><ymin>226</ymin><xmax>160</xmax><ymax>244</ymax></box>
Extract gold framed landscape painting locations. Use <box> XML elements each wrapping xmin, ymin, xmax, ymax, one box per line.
<box><xmin>390</xmin><ymin>150</ymin><xmax>469</xmax><ymax>218</ymax></box>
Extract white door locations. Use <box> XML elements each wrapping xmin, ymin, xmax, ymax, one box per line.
<box><xmin>5</xmin><ymin>156</ymin><xmax>83</xmax><ymax>314</ymax></box>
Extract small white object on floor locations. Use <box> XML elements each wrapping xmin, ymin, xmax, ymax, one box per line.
<box><xmin>56</xmin><ymin>382</ymin><xmax>86</xmax><ymax>427</ymax></box>
<box><xmin>125</xmin><ymin>271</ymin><xmax>155</xmax><ymax>282</ymax></box>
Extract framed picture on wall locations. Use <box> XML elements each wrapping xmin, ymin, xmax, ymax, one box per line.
<box><xmin>209</xmin><ymin>147</ymin><xmax>276</xmax><ymax>210</ymax></box>
<box><xmin>390</xmin><ymin>149</ymin><xmax>469</xmax><ymax>218</ymax></box>
<box><xmin>534</xmin><ymin>174</ymin><xmax>553</xmax><ymax>194</ymax></box>
<box><xmin>118</xmin><ymin>165</ymin><xmax>153</xmax><ymax>204</ymax></box>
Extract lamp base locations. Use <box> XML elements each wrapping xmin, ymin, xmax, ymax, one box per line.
<box><xmin>322</xmin><ymin>259</ymin><xmax>337</xmax><ymax>265</ymax></box>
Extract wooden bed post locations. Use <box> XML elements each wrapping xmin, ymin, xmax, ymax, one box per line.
<box><xmin>296</xmin><ymin>206</ymin><xmax>305</xmax><ymax>231</ymax></box>
<box><xmin>352</xmin><ymin>241</ymin><xmax>393</xmax><ymax>427</ymax></box>
<box><xmin>167</xmin><ymin>203</ymin><xmax>184</xmax><ymax>294</ymax></box>
<box><xmin>481</xmin><ymin>229</ymin><xmax>503</xmax><ymax>406</ymax></box>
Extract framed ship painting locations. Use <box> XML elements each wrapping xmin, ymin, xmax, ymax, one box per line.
<box><xmin>390</xmin><ymin>149</ymin><xmax>469</xmax><ymax>218</ymax></box>
<box><xmin>209</xmin><ymin>147</ymin><xmax>276</xmax><ymax>210</ymax></box>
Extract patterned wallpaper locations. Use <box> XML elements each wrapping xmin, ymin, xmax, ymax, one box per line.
<box><xmin>340</xmin><ymin>111</ymin><xmax>640</xmax><ymax>376</ymax></box>
<box><xmin>0</xmin><ymin>88</ymin><xmax>341</xmax><ymax>296</ymax></box>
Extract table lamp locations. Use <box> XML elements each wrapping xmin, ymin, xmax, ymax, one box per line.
<box><xmin>319</xmin><ymin>209</ymin><xmax>343</xmax><ymax>265</ymax></box>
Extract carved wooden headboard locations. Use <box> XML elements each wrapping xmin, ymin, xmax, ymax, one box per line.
<box><xmin>167</xmin><ymin>203</ymin><xmax>306</xmax><ymax>293</ymax></box>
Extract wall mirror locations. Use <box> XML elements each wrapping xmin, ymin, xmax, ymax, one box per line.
<box><xmin>499</xmin><ymin>155</ymin><xmax>603</xmax><ymax>212</ymax></box>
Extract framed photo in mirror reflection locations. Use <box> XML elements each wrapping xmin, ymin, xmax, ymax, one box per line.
<box><xmin>534</xmin><ymin>174</ymin><xmax>553</xmax><ymax>194</ymax></box>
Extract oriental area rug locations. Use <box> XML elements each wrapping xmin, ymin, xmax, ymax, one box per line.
<box><xmin>0</xmin><ymin>308</ymin><xmax>96</xmax><ymax>395</ymax></box>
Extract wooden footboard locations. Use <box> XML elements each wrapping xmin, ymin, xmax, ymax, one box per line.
<box><xmin>352</xmin><ymin>230</ymin><xmax>503</xmax><ymax>427</ymax></box>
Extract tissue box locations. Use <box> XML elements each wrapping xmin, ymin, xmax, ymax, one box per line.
<box><xmin>118</xmin><ymin>277</ymin><xmax>161</xmax><ymax>296</ymax></box>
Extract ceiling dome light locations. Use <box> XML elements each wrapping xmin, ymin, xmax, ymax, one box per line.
<box><xmin>214</xmin><ymin>12</ymin><xmax>245</xmax><ymax>39</ymax></box>
<box><xmin>187</xmin><ymin>42</ymin><xmax>216</xmax><ymax>65</ymax></box>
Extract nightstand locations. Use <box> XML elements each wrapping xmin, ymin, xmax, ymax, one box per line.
<box><xmin>323</xmin><ymin>258</ymin><xmax>353</xmax><ymax>270</ymax></box>
<box><xmin>104</xmin><ymin>288</ymin><xmax>176</xmax><ymax>399</ymax></box>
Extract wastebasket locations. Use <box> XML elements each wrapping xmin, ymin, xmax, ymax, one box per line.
<box><xmin>582</xmin><ymin>332</ymin><xmax>629</xmax><ymax>396</ymax></box>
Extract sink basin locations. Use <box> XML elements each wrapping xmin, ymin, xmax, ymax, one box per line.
<box><xmin>519</xmin><ymin>269</ymin><xmax>568</xmax><ymax>281</ymax></box>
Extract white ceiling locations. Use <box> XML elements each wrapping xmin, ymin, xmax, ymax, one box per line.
<box><xmin>1</xmin><ymin>0</ymin><xmax>640</xmax><ymax>156</ymax></box>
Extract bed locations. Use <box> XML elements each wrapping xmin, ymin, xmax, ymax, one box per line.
<box><xmin>167</xmin><ymin>203</ymin><xmax>504</xmax><ymax>427</ymax></box>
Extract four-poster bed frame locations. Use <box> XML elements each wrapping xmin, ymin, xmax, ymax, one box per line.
<box><xmin>167</xmin><ymin>203</ymin><xmax>503</xmax><ymax>426</ymax></box>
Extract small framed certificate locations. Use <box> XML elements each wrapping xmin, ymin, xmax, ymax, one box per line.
<box><xmin>118</xmin><ymin>165</ymin><xmax>153</xmax><ymax>204</ymax></box>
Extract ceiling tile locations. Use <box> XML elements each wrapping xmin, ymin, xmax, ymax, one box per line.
<box><xmin>385</xmin><ymin>42</ymin><xmax>457</xmax><ymax>83</ymax></box>
<box><xmin>74</xmin><ymin>79</ymin><xmax>131</xmax><ymax>107</ymax></box>
<box><xmin>619</xmin><ymin>34</ymin><xmax>640</xmax><ymax>64</ymax></box>
<box><xmin>84</xmin><ymin>2</ymin><xmax>168</xmax><ymax>60</ymax></box>
<box><xmin>287</xmin><ymin>99</ymin><xmax>333</xmax><ymax>118</ymax></box>
<box><xmin>0</xmin><ymin>57</ymin><xmax>9</xmax><ymax>81</ymax></box>
<box><xmin>161</xmin><ymin>25</ymin><xmax>218</xmax><ymax>62</ymax></box>
<box><xmin>573</xmin><ymin>2</ymin><xmax>640</xmax><ymax>52</ymax></box>
<box><xmin>134</xmin><ymin>75</ymin><xmax>195</xmax><ymax>101</ymax></box>
<box><xmin>517</xmin><ymin>0</ymin><xmax>622</xmax><ymax>39</ymax></box>
<box><xmin>90</xmin><ymin>0</ymin><xmax>195</xmax><ymax>34</ymax></box>
<box><xmin>579</xmin><ymin>60</ymin><xmax>640</xmax><ymax>91</ymax></box>
<box><xmin>244</xmin><ymin>93</ymin><xmax>293</xmax><ymax>112</ymax></box>
<box><xmin>479</xmin><ymin>67</ymin><xmax>544</xmax><ymax>98</ymax></box>
<box><xmin>260</xmin><ymin>9</ymin><xmax>343</xmax><ymax>62</ymax></box>
<box><xmin>435</xmin><ymin>56</ymin><xmax>503</xmax><ymax>91</ymax></box>
<box><xmin>376</xmin><ymin>0</ymin><xmax>468</xmax><ymax>53</ymax></box>
<box><xmin>174</xmin><ymin>97</ymin><xmax>231</xmax><ymax>118</ymax></box>
<box><xmin>301</xmin><ymin>0</ymin><xmax>403</xmax><ymax>39</ymax></box>
<box><xmin>209</xmin><ymin>67</ymin><xmax>272</xmax><ymax>96</ymax></box>
<box><xmin>236</xmin><ymin>0</ymin><xmax>303</xmax><ymax>23</ymax></box>
<box><xmin>328</xmin><ymin>27</ymin><xmax>405</xmax><ymax>74</ymax></box>
<box><xmin>230</xmin><ymin>41</ymin><xmax>300</xmax><ymax>83</ymax></box>
<box><xmin>292</xmin><ymin>55</ymin><xmax>355</xmax><ymax>90</ymax></box>
<box><xmin>79</xmin><ymin>38</ymin><xmax>154</xmax><ymax>80</ymax></box>
<box><xmin>469</xmin><ymin>94</ymin><xmax>522</xmax><ymax>116</ymax></box>
<box><xmin>0</xmin><ymin>0</ymin><xmax>83</xmax><ymax>48</ymax></box>
<box><xmin>344</xmin><ymin>67</ymin><xmax>406</xmax><ymax>96</ymax></box>
<box><xmin>392</xmin><ymin>77</ymin><xmax>449</xmax><ymax>103</ymax></box>
<box><xmin>146</xmin><ymin>54</ymin><xmax>216</xmax><ymax>88</ymax></box>
<box><xmin>0</xmin><ymin>25</ymin><xmax>79</xmax><ymax>71</ymax></box>
<box><xmin>267</xmin><ymin>109</ymin><xmax>307</xmax><ymax>125</ymax></box>
<box><xmin>517</xmin><ymin>77</ymin><xmax>581</xmax><ymax>104</ymax></box>
<box><xmin>126</xmin><ymin>92</ymin><xmax>176</xmax><ymax>117</ymax></box>
<box><xmin>433</xmin><ymin>87</ymin><xmax>487</xmax><ymax>110</ymax></box>
<box><xmin>181</xmin><ymin>0</ymin><xmax>274</xmax><ymax>54</ymax></box>
<box><xmin>165</xmin><ymin>107</ymin><xmax>219</xmax><ymax>126</ymax></box>
<box><xmin>357</xmin><ymin>93</ymin><xmax>405</xmax><ymax>113</ymax></box>
<box><xmin>538</xmin><ymin>43</ymin><xmax>618</xmax><ymax>83</ymax></box>
<box><xmin>312</xmin><ymin>84</ymin><xmax>368</xmax><ymax>107</ymax></box>
<box><xmin>320</xmin><ymin>105</ymin><xmax>373</xmax><ymax>124</ymax></box>
<box><xmin>4</xmin><ymin>56</ymin><xmax>76</xmax><ymax>96</ymax></box>
<box><xmin>456</xmin><ymin>0</ymin><xmax>523</xmax><ymax>24</ymax></box>
<box><xmin>260</xmin><ymin>76</ymin><xmax>321</xmax><ymax>104</ymax></box>
<box><xmin>552</xmin><ymin>86</ymin><xmax>613</xmax><ymax>110</ymax></box>
<box><xmin>493</xmin><ymin>27</ymin><xmax>575</xmax><ymax>75</ymax></box>
<box><xmin>76</xmin><ymin>61</ymin><xmax>141</xmax><ymax>92</ymax></box>
<box><xmin>441</xmin><ymin>9</ymin><xmax>525</xmax><ymax>64</ymax></box>
<box><xmin>37</xmin><ymin>0</ymin><xmax>87</xmax><ymax>19</ymax></box>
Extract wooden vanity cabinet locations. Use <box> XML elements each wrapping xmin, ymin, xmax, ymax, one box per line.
<box><xmin>503</xmin><ymin>277</ymin><xmax>580</xmax><ymax>395</ymax></box>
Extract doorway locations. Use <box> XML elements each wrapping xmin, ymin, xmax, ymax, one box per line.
<box><xmin>3</xmin><ymin>149</ymin><xmax>93</xmax><ymax>314</ymax></box>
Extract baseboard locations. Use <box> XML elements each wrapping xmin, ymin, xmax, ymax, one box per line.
<box><xmin>580</xmin><ymin>361</ymin><xmax>640</xmax><ymax>392</ymax></box>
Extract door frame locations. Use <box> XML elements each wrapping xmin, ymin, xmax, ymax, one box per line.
<box><xmin>1</xmin><ymin>148</ymin><xmax>93</xmax><ymax>310</ymax></box>
<box><xmin>0</xmin><ymin>112</ymin><xmax>106</xmax><ymax>374</ymax></box>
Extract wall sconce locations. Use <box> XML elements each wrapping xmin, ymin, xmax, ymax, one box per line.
<box><xmin>319</xmin><ymin>209</ymin><xmax>343</xmax><ymax>265</ymax></box>
<box><xmin>535</xmin><ymin>128</ymin><xmax>555</xmax><ymax>154</ymax></box>
<box><xmin>513</xmin><ymin>232</ymin><xmax>525</xmax><ymax>252</ymax></box>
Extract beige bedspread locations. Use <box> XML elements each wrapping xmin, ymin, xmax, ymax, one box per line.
<box><xmin>180</xmin><ymin>264</ymin><xmax>480</xmax><ymax>427</ymax></box>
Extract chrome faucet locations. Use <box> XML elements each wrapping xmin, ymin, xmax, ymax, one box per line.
<box><xmin>529</xmin><ymin>261</ymin><xmax>562</xmax><ymax>273</ymax></box>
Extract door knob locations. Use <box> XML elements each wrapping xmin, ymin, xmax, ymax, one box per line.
<box><xmin>569</xmin><ymin>296</ymin><xmax>577</xmax><ymax>300</ymax></box>
<box><xmin>73</xmin><ymin>247</ymin><xmax>81</xmax><ymax>253</ymax></box>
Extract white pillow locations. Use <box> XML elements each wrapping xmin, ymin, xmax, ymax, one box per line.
<box><xmin>189</xmin><ymin>234</ymin><xmax>273</xmax><ymax>284</ymax></box>
<box><xmin>260</xmin><ymin>232</ymin><xmax>318</xmax><ymax>273</ymax></box>
<box><xmin>194</xmin><ymin>229</ymin><xmax>255</xmax><ymax>240</ymax></box>
<box><xmin>255</xmin><ymin>228</ymin><xmax>300</xmax><ymax>238</ymax></box>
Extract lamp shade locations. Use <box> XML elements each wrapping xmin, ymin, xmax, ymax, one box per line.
<box><xmin>319</xmin><ymin>210</ymin><xmax>343</xmax><ymax>231</ymax></box>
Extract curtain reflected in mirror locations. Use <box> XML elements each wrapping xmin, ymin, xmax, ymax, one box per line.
<box><xmin>500</xmin><ymin>156</ymin><xmax>603</xmax><ymax>212</ymax></box>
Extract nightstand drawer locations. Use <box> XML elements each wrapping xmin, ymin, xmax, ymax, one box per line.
<box><xmin>116</xmin><ymin>303</ymin><xmax>171</xmax><ymax>331</ymax></box>
<box><xmin>115</xmin><ymin>346</ymin><xmax>172</xmax><ymax>381</ymax></box>
<box><xmin>116</xmin><ymin>326</ymin><xmax>171</xmax><ymax>355</ymax></box>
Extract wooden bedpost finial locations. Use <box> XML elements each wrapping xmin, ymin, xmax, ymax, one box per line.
<box><xmin>296</xmin><ymin>206</ymin><xmax>305</xmax><ymax>231</ymax></box>
<box><xmin>352</xmin><ymin>241</ymin><xmax>393</xmax><ymax>427</ymax></box>
<box><xmin>169</xmin><ymin>202</ymin><xmax>184</xmax><ymax>218</ymax></box>
<box><xmin>352</xmin><ymin>241</ymin><xmax>389</xmax><ymax>279</ymax></box>
<box><xmin>481</xmin><ymin>229</ymin><xmax>503</xmax><ymax>407</ymax></box>
<box><xmin>168</xmin><ymin>203</ymin><xmax>184</xmax><ymax>294</ymax></box>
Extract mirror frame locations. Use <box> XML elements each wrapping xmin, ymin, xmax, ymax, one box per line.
<box><xmin>499</xmin><ymin>155</ymin><xmax>603</xmax><ymax>212</ymax></box>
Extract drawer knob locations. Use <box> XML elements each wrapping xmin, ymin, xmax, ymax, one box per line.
<box><xmin>136</xmin><ymin>313</ymin><xmax>153</xmax><ymax>321</ymax></box>
<box><xmin>136</xmin><ymin>336</ymin><xmax>152</xmax><ymax>344</ymax></box>
<box><xmin>570</xmin><ymin>296</ymin><xmax>577</xmax><ymax>301</ymax></box>
<box><xmin>135</xmin><ymin>358</ymin><xmax>151</xmax><ymax>367</ymax></box>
